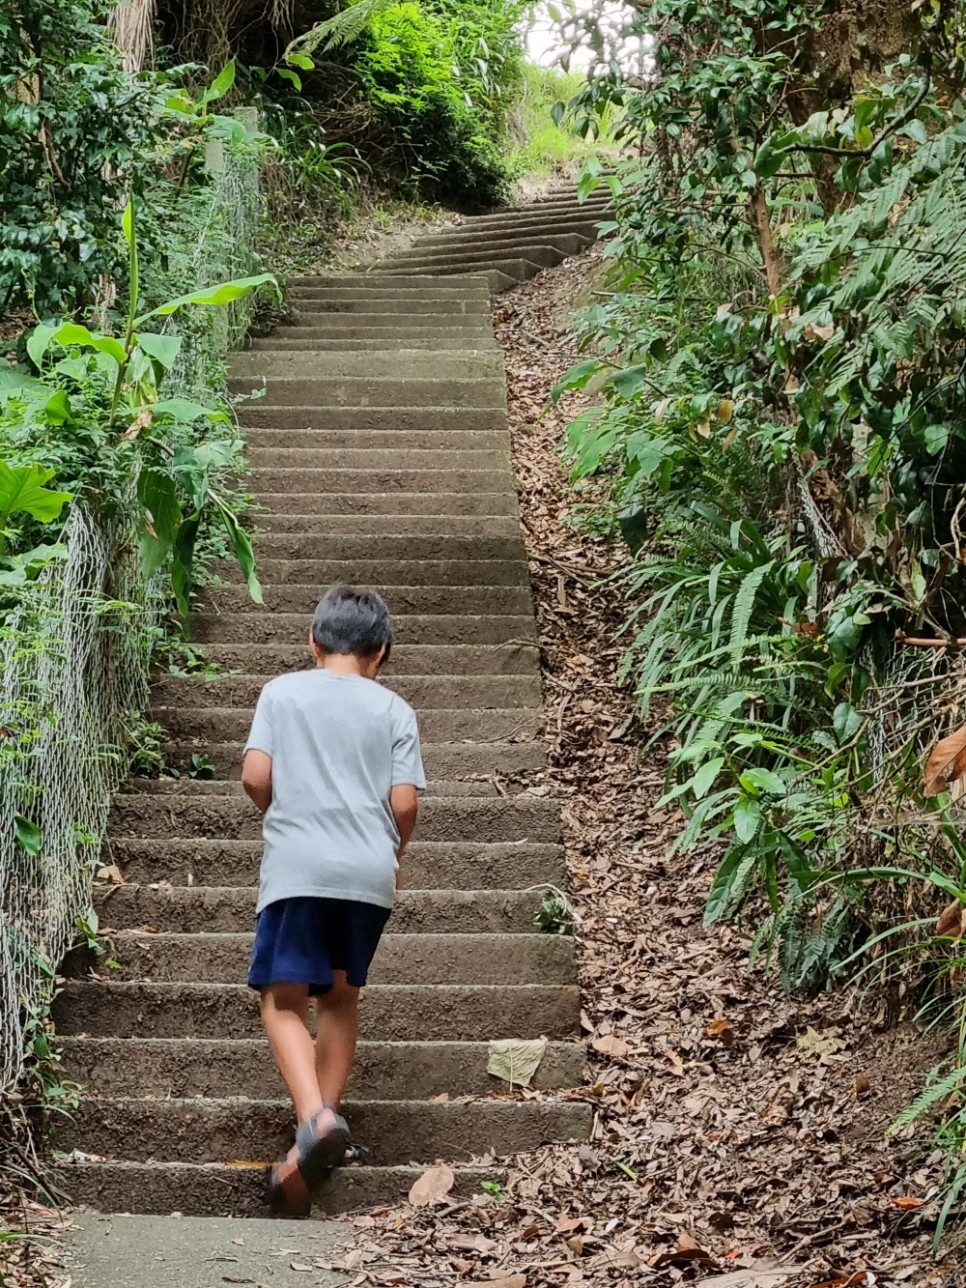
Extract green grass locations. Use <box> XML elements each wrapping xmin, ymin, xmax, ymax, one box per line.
<box><xmin>508</xmin><ymin>63</ymin><xmax>618</xmax><ymax>178</ymax></box>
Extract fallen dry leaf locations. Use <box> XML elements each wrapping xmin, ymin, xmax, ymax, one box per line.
<box><xmin>795</xmin><ymin>1026</ymin><xmax>845</xmax><ymax>1058</ymax></box>
<box><xmin>591</xmin><ymin>1033</ymin><xmax>631</xmax><ymax>1058</ymax></box>
<box><xmin>407</xmin><ymin>1163</ymin><xmax>454</xmax><ymax>1207</ymax></box>
<box><xmin>706</xmin><ymin>1018</ymin><xmax>736</xmax><ymax>1046</ymax></box>
<box><xmin>935</xmin><ymin>898</ymin><xmax>965</xmax><ymax>939</ymax></box>
<box><xmin>924</xmin><ymin>723</ymin><xmax>966</xmax><ymax>796</ymax></box>
<box><xmin>890</xmin><ymin>1196</ymin><xmax>925</xmax><ymax>1210</ymax></box>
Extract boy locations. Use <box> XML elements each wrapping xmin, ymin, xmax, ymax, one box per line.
<box><xmin>241</xmin><ymin>585</ymin><xmax>426</xmax><ymax>1214</ymax></box>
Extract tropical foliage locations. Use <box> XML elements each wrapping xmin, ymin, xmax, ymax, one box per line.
<box><xmin>553</xmin><ymin>0</ymin><xmax>966</xmax><ymax>1236</ymax></box>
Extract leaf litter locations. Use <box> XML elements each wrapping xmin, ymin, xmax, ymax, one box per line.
<box><xmin>320</xmin><ymin>249</ymin><xmax>962</xmax><ymax>1288</ymax></box>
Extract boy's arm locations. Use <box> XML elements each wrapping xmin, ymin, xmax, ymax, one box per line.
<box><xmin>242</xmin><ymin>687</ymin><xmax>274</xmax><ymax>813</ymax></box>
<box><xmin>242</xmin><ymin>749</ymin><xmax>273</xmax><ymax>814</ymax></box>
<box><xmin>389</xmin><ymin>785</ymin><xmax>419</xmax><ymax>889</ymax></box>
<box><xmin>390</xmin><ymin>700</ymin><xmax>426</xmax><ymax>890</ymax></box>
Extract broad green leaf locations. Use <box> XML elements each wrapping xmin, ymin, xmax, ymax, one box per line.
<box><xmin>44</xmin><ymin>389</ymin><xmax>71</xmax><ymax>424</ymax></box>
<box><xmin>205</xmin><ymin>60</ymin><xmax>236</xmax><ymax>104</ymax></box>
<box><xmin>740</xmin><ymin>766</ymin><xmax>787</xmax><ymax>796</ymax></box>
<box><xmin>287</xmin><ymin>51</ymin><xmax>314</xmax><ymax>70</ymax></box>
<box><xmin>171</xmin><ymin>515</ymin><xmax>201</xmax><ymax>623</ymax></box>
<box><xmin>51</xmin><ymin>323</ymin><xmax>127</xmax><ymax>366</ymax></box>
<box><xmin>151</xmin><ymin>398</ymin><xmax>226</xmax><ymax>423</ymax></box>
<box><xmin>135</xmin><ymin>273</ymin><xmax>278</xmax><ymax>324</ymax></box>
<box><xmin>137</xmin><ymin>470</ymin><xmax>182</xmax><ymax>579</ymax></box>
<box><xmin>704</xmin><ymin>847</ymin><xmax>744</xmax><ymax>924</ymax></box>
<box><xmin>122</xmin><ymin>200</ymin><xmax>135</xmax><ymax>250</ymax></box>
<box><xmin>0</xmin><ymin>368</ymin><xmax>46</xmax><ymax>401</ymax></box>
<box><xmin>26</xmin><ymin>324</ymin><xmax>56</xmax><ymax>369</ymax></box>
<box><xmin>220</xmin><ymin>506</ymin><xmax>263</xmax><ymax>606</ymax></box>
<box><xmin>0</xmin><ymin>543</ymin><xmax>65</xmax><ymax>585</ymax></box>
<box><xmin>0</xmin><ymin>460</ymin><xmax>72</xmax><ymax>525</ymax></box>
<box><xmin>15</xmin><ymin>816</ymin><xmax>41</xmax><ymax>856</ymax></box>
<box><xmin>733</xmin><ymin>794</ymin><xmax>762</xmax><ymax>843</ymax></box>
<box><xmin>136</xmin><ymin>332</ymin><xmax>182</xmax><ymax>371</ymax></box>
<box><xmin>924</xmin><ymin>423</ymin><xmax>949</xmax><ymax>456</ymax></box>
<box><xmin>611</xmin><ymin>364</ymin><xmax>650</xmax><ymax>399</ymax></box>
<box><xmin>692</xmin><ymin>757</ymin><xmax>725</xmax><ymax>799</ymax></box>
<box><xmin>832</xmin><ymin>701</ymin><xmax>861</xmax><ymax>744</ymax></box>
<box><xmin>550</xmin><ymin>358</ymin><xmax>601</xmax><ymax>404</ymax></box>
<box><xmin>277</xmin><ymin>67</ymin><xmax>302</xmax><ymax>90</ymax></box>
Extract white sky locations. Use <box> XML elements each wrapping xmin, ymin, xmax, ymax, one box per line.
<box><xmin>525</xmin><ymin>1</ymin><xmax>646</xmax><ymax>71</ymax></box>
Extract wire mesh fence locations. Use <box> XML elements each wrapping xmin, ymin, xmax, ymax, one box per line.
<box><xmin>0</xmin><ymin>142</ymin><xmax>261</xmax><ymax>1093</ymax></box>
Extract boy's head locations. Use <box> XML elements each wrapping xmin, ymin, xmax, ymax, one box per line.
<box><xmin>311</xmin><ymin>585</ymin><xmax>393</xmax><ymax>673</ymax></box>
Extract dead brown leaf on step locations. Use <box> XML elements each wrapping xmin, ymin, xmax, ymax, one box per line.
<box><xmin>407</xmin><ymin>1163</ymin><xmax>454</xmax><ymax>1206</ymax></box>
<box><xmin>924</xmin><ymin>723</ymin><xmax>966</xmax><ymax>796</ymax></box>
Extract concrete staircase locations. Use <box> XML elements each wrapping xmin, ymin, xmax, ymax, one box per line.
<box><xmin>54</xmin><ymin>186</ymin><xmax>598</xmax><ymax>1218</ymax></box>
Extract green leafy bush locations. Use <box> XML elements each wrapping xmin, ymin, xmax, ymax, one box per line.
<box><xmin>354</xmin><ymin>2</ymin><xmax>514</xmax><ymax>206</ymax></box>
<box><xmin>0</xmin><ymin>0</ymin><xmax>158</xmax><ymax>314</ymax></box>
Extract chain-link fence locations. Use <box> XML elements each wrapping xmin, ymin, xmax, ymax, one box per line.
<box><xmin>0</xmin><ymin>142</ymin><xmax>261</xmax><ymax>1093</ymax></box>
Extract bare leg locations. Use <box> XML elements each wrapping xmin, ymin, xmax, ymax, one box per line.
<box><xmin>314</xmin><ymin>972</ymin><xmax>361</xmax><ymax>1109</ymax></box>
<box><xmin>260</xmin><ymin>983</ymin><xmax>326</xmax><ymax>1125</ymax></box>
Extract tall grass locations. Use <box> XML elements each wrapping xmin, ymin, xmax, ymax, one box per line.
<box><xmin>508</xmin><ymin>63</ymin><xmax>617</xmax><ymax>177</ymax></box>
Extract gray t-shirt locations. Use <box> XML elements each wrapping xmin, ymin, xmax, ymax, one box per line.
<box><xmin>244</xmin><ymin>669</ymin><xmax>426</xmax><ymax>913</ymax></box>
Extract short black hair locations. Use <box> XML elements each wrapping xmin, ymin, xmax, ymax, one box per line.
<box><xmin>312</xmin><ymin>585</ymin><xmax>393</xmax><ymax>661</ymax></box>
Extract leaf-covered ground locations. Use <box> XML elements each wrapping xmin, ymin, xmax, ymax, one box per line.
<box><xmin>325</xmin><ymin>252</ymin><xmax>961</xmax><ymax>1288</ymax></box>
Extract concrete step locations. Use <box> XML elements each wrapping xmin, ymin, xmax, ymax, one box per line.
<box><xmin>244</xmin><ymin>466</ymin><xmax>513</xmax><ymax>493</ymax></box>
<box><xmin>186</xmin><ymin>640</ymin><xmax>536</xmax><ymax>673</ymax></box>
<box><xmin>285</xmin><ymin>273</ymin><xmax>491</xmax><ymax>289</ymax></box>
<box><xmin>243</xmin><ymin>430</ymin><xmax>509</xmax><ymax>453</ymax></box>
<box><xmin>252</xmin><ymin>513</ymin><xmax>523</xmax><ymax>535</ymax></box>
<box><xmin>191</xmin><ymin>611</ymin><xmax>536</xmax><ymax>646</ymax></box>
<box><xmin>60</xmin><ymin>1037</ymin><xmax>585</xmax><ymax>1099</ymax></box>
<box><xmin>58</xmin><ymin>1160</ymin><xmax>499</xmax><ymax>1219</ymax></box>
<box><xmin>242</xmin><ymin>534</ymin><xmax>526</xmax><ymax>562</ymax></box>
<box><xmin>199</xmin><ymin>585</ymin><xmax>531</xmax><ymax>615</ymax></box>
<box><xmin>381</xmin><ymin>241</ymin><xmax>573</xmax><ymax>271</ymax></box>
<box><xmin>149</xmin><ymin>672</ymin><xmax>542</xmax><ymax>710</ymax></box>
<box><xmin>262</xmin><ymin>321</ymin><xmax>494</xmax><ymax>339</ymax></box>
<box><xmin>58</xmin><ymin>1098</ymin><xmax>590</xmax><ymax>1168</ymax></box>
<box><xmin>220</xmin><ymin>557</ymin><xmax>526</xmax><ymax>586</ymax></box>
<box><xmin>381</xmin><ymin>258</ymin><xmax>545</xmax><ymax>282</ymax></box>
<box><xmin>53</xmin><ymin>981</ymin><xmax>582</xmax><ymax>1040</ymax></box>
<box><xmin>129</xmin><ymin>776</ymin><xmax>500</xmax><ymax>798</ymax></box>
<box><xmin>107</xmin><ymin>796</ymin><xmax>559</xmax><ymax>846</ymax></box>
<box><xmin>248</xmin><ymin>491</ymin><xmax>519</xmax><ymax>518</ymax></box>
<box><xmin>229</xmin><ymin>377</ymin><xmax>505</xmax><ymax>408</ymax></box>
<box><xmin>74</xmin><ymin>931</ymin><xmax>572</xmax><ymax>986</ymax></box>
<box><xmin>236</xmin><ymin>406</ymin><xmax>506</xmax><ymax>432</ymax></box>
<box><xmin>158</xmin><ymin>737</ymin><xmax>546</xmax><ymax>782</ymax></box>
<box><xmin>408</xmin><ymin>230</ymin><xmax>592</xmax><ymax>257</ymax></box>
<box><xmin>288</xmin><ymin>297</ymin><xmax>490</xmax><ymax>315</ymax></box>
<box><xmin>245</xmin><ymin>445</ymin><xmax>510</xmax><ymax>470</ymax></box>
<box><xmin>93</xmin><ymin>888</ymin><xmax>551</xmax><ymax>936</ymax></box>
<box><xmin>413</xmin><ymin>217</ymin><xmax>601</xmax><ymax>249</ymax></box>
<box><xmin>153</xmin><ymin>706</ymin><xmax>540</xmax><ymax>744</ymax></box>
<box><xmin>230</xmin><ymin>351</ymin><xmax>504</xmax><ymax>381</ymax></box>
<box><xmin>251</xmin><ymin>337</ymin><xmax>499</xmax><ymax>352</ymax></box>
<box><xmin>106</xmin><ymin>839</ymin><xmax>563</xmax><ymax>889</ymax></box>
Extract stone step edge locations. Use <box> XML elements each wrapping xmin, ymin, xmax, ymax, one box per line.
<box><xmin>54</xmin><ymin>1159</ymin><xmax>506</xmax><ymax>1216</ymax></box>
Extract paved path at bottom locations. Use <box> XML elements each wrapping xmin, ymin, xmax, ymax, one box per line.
<box><xmin>70</xmin><ymin>1213</ymin><xmax>349</xmax><ymax>1287</ymax></box>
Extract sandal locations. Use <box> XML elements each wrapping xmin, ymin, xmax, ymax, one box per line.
<box><xmin>268</xmin><ymin>1105</ymin><xmax>351</xmax><ymax>1215</ymax></box>
<box><xmin>342</xmin><ymin>1141</ymin><xmax>367</xmax><ymax>1167</ymax></box>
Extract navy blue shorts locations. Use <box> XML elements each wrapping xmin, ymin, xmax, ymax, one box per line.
<box><xmin>248</xmin><ymin>896</ymin><xmax>391</xmax><ymax>995</ymax></box>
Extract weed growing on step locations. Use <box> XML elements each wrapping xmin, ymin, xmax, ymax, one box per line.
<box><xmin>534</xmin><ymin>888</ymin><xmax>576</xmax><ymax>936</ymax></box>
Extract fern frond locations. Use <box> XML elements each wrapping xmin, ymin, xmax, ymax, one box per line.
<box><xmin>285</xmin><ymin>0</ymin><xmax>397</xmax><ymax>57</ymax></box>
<box><xmin>890</xmin><ymin>1062</ymin><xmax>966</xmax><ymax>1132</ymax></box>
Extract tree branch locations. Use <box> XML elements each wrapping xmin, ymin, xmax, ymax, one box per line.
<box><xmin>779</xmin><ymin>72</ymin><xmax>932</xmax><ymax>161</ymax></box>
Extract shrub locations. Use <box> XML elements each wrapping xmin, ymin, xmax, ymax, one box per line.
<box><xmin>0</xmin><ymin>0</ymin><xmax>158</xmax><ymax>314</ymax></box>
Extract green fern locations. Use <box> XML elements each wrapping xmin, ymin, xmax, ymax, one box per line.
<box><xmin>285</xmin><ymin>0</ymin><xmax>398</xmax><ymax>58</ymax></box>
<box><xmin>890</xmin><ymin>1062</ymin><xmax>966</xmax><ymax>1133</ymax></box>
